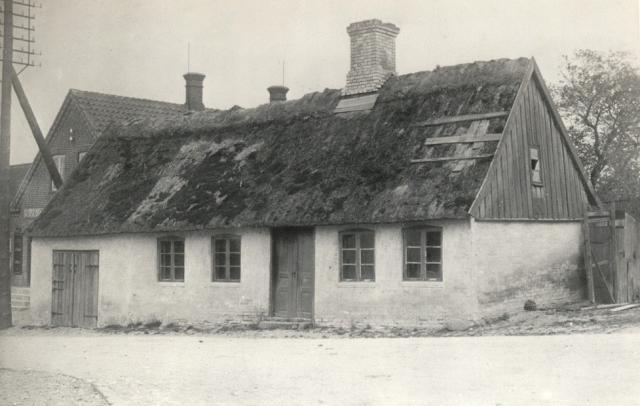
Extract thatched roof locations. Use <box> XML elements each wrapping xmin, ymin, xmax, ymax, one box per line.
<box><xmin>30</xmin><ymin>58</ymin><xmax>531</xmax><ymax>237</ymax></box>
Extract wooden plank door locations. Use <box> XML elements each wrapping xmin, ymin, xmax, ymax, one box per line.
<box><xmin>51</xmin><ymin>250</ymin><xmax>99</xmax><ymax>327</ymax></box>
<box><xmin>72</xmin><ymin>251</ymin><xmax>99</xmax><ymax>328</ymax></box>
<box><xmin>51</xmin><ymin>251</ymin><xmax>71</xmax><ymax>326</ymax></box>
<box><xmin>584</xmin><ymin>209</ymin><xmax>617</xmax><ymax>303</ymax></box>
<box><xmin>272</xmin><ymin>228</ymin><xmax>314</xmax><ymax>319</ymax></box>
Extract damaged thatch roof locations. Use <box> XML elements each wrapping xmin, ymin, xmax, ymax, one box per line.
<box><xmin>30</xmin><ymin>58</ymin><xmax>531</xmax><ymax>237</ymax></box>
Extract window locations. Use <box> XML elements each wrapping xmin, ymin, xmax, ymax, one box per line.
<box><xmin>78</xmin><ymin>151</ymin><xmax>87</xmax><ymax>163</ymax></box>
<box><xmin>403</xmin><ymin>227</ymin><xmax>443</xmax><ymax>281</ymax></box>
<box><xmin>212</xmin><ymin>235</ymin><xmax>241</xmax><ymax>282</ymax></box>
<box><xmin>51</xmin><ymin>154</ymin><xmax>65</xmax><ymax>191</ymax></box>
<box><xmin>530</xmin><ymin>147</ymin><xmax>542</xmax><ymax>186</ymax></box>
<box><xmin>340</xmin><ymin>230</ymin><xmax>375</xmax><ymax>281</ymax></box>
<box><xmin>158</xmin><ymin>237</ymin><xmax>185</xmax><ymax>282</ymax></box>
<box><xmin>12</xmin><ymin>231</ymin><xmax>23</xmax><ymax>275</ymax></box>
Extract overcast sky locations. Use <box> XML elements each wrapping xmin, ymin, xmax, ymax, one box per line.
<box><xmin>8</xmin><ymin>0</ymin><xmax>640</xmax><ymax>164</ymax></box>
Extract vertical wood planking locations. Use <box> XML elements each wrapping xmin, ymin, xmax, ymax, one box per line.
<box><xmin>473</xmin><ymin>72</ymin><xmax>593</xmax><ymax>221</ymax></box>
<box><xmin>510</xmin><ymin>114</ymin><xmax>526</xmax><ymax>218</ymax></box>
<box><xmin>533</xmin><ymin>82</ymin><xmax>555</xmax><ymax>218</ymax></box>
<box><xmin>546</xmin><ymin>97</ymin><xmax>568</xmax><ymax>219</ymax></box>
<box><xmin>561</xmin><ymin>143</ymin><xmax>577</xmax><ymax>217</ymax></box>
<box><xmin>495</xmin><ymin>155</ymin><xmax>504</xmax><ymax>218</ymax></box>
<box><xmin>519</xmin><ymin>95</ymin><xmax>534</xmax><ymax>218</ymax></box>
<box><xmin>535</xmin><ymin>81</ymin><xmax>557</xmax><ymax>219</ymax></box>
<box><xmin>63</xmin><ymin>252</ymin><xmax>73</xmax><ymax>326</ymax></box>
<box><xmin>50</xmin><ymin>250</ymin><xmax>99</xmax><ymax>328</ymax></box>
<box><xmin>87</xmin><ymin>251</ymin><xmax>99</xmax><ymax>327</ymax></box>
<box><xmin>503</xmin><ymin>130</ymin><xmax>515</xmax><ymax>217</ymax></box>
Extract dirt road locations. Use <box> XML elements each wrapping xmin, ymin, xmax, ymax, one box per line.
<box><xmin>1</xmin><ymin>332</ymin><xmax>640</xmax><ymax>405</ymax></box>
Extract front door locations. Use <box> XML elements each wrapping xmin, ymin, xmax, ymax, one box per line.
<box><xmin>272</xmin><ymin>228</ymin><xmax>314</xmax><ymax>319</ymax></box>
<box><xmin>51</xmin><ymin>250</ymin><xmax>99</xmax><ymax>327</ymax></box>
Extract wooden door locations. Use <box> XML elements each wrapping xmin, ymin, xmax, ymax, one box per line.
<box><xmin>272</xmin><ymin>228</ymin><xmax>314</xmax><ymax>319</ymax></box>
<box><xmin>584</xmin><ymin>210</ymin><xmax>617</xmax><ymax>303</ymax></box>
<box><xmin>51</xmin><ymin>251</ymin><xmax>99</xmax><ymax>327</ymax></box>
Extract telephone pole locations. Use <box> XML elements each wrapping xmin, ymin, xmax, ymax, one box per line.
<box><xmin>0</xmin><ymin>0</ymin><xmax>42</xmax><ymax>329</ymax></box>
<box><xmin>0</xmin><ymin>0</ymin><xmax>14</xmax><ymax>329</ymax></box>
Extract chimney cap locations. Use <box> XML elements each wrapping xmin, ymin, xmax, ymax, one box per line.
<box><xmin>183</xmin><ymin>72</ymin><xmax>206</xmax><ymax>81</ymax></box>
<box><xmin>267</xmin><ymin>85</ymin><xmax>289</xmax><ymax>103</ymax></box>
<box><xmin>346</xmin><ymin>19</ymin><xmax>399</xmax><ymax>36</ymax></box>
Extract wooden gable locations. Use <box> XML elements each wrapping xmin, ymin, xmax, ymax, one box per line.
<box><xmin>470</xmin><ymin>60</ymin><xmax>599</xmax><ymax>220</ymax></box>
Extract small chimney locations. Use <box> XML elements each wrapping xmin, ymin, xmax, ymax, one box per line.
<box><xmin>183</xmin><ymin>72</ymin><xmax>206</xmax><ymax>111</ymax></box>
<box><xmin>342</xmin><ymin>19</ymin><xmax>400</xmax><ymax>96</ymax></box>
<box><xmin>267</xmin><ymin>85</ymin><xmax>289</xmax><ymax>103</ymax></box>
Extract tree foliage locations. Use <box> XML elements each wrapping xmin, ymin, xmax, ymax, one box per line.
<box><xmin>552</xmin><ymin>50</ymin><xmax>640</xmax><ymax>201</ymax></box>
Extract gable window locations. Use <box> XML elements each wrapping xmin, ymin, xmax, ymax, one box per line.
<box><xmin>78</xmin><ymin>151</ymin><xmax>87</xmax><ymax>163</ymax></box>
<box><xmin>403</xmin><ymin>227</ymin><xmax>443</xmax><ymax>281</ymax></box>
<box><xmin>212</xmin><ymin>235</ymin><xmax>241</xmax><ymax>282</ymax></box>
<box><xmin>530</xmin><ymin>147</ymin><xmax>542</xmax><ymax>186</ymax></box>
<box><xmin>51</xmin><ymin>154</ymin><xmax>65</xmax><ymax>192</ymax></box>
<box><xmin>340</xmin><ymin>230</ymin><xmax>375</xmax><ymax>281</ymax></box>
<box><xmin>12</xmin><ymin>230</ymin><xmax>23</xmax><ymax>275</ymax></box>
<box><xmin>158</xmin><ymin>237</ymin><xmax>185</xmax><ymax>282</ymax></box>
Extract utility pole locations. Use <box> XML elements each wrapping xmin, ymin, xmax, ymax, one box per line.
<box><xmin>0</xmin><ymin>0</ymin><xmax>43</xmax><ymax>329</ymax></box>
<box><xmin>0</xmin><ymin>0</ymin><xmax>14</xmax><ymax>329</ymax></box>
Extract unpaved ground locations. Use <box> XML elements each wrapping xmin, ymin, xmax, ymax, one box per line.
<box><xmin>5</xmin><ymin>301</ymin><xmax>640</xmax><ymax>338</ymax></box>
<box><xmin>0</xmin><ymin>368</ymin><xmax>109</xmax><ymax>406</ymax></box>
<box><xmin>1</xmin><ymin>332</ymin><xmax>640</xmax><ymax>405</ymax></box>
<box><xmin>2</xmin><ymin>305</ymin><xmax>640</xmax><ymax>405</ymax></box>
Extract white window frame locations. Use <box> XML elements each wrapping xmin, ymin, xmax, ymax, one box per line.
<box><xmin>403</xmin><ymin>226</ymin><xmax>443</xmax><ymax>282</ymax></box>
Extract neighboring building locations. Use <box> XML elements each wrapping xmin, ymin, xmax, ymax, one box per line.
<box><xmin>8</xmin><ymin>162</ymin><xmax>30</xmax><ymax>280</ymax></box>
<box><xmin>27</xmin><ymin>20</ymin><xmax>599</xmax><ymax>328</ymax></box>
<box><xmin>9</xmin><ymin>74</ymin><xmax>207</xmax><ymax>317</ymax></box>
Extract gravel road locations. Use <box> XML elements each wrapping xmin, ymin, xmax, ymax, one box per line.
<box><xmin>1</xmin><ymin>332</ymin><xmax>640</xmax><ymax>405</ymax></box>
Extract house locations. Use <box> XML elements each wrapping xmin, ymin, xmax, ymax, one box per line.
<box><xmin>9</xmin><ymin>74</ymin><xmax>207</xmax><ymax>318</ymax></box>
<box><xmin>26</xmin><ymin>19</ymin><xmax>599</xmax><ymax>328</ymax></box>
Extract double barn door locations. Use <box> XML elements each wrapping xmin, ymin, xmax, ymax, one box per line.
<box><xmin>272</xmin><ymin>228</ymin><xmax>314</xmax><ymax>319</ymax></box>
<box><xmin>52</xmin><ymin>250</ymin><xmax>99</xmax><ymax>328</ymax></box>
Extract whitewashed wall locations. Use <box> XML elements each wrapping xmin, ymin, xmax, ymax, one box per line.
<box><xmin>313</xmin><ymin>221</ymin><xmax>478</xmax><ymax>327</ymax></box>
<box><xmin>471</xmin><ymin>219</ymin><xmax>584</xmax><ymax>315</ymax></box>
<box><xmin>30</xmin><ymin>229</ymin><xmax>272</xmax><ymax>326</ymax></box>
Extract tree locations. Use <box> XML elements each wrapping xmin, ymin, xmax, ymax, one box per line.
<box><xmin>552</xmin><ymin>50</ymin><xmax>640</xmax><ymax>202</ymax></box>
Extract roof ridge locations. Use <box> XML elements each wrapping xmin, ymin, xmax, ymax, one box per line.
<box><xmin>69</xmin><ymin>88</ymin><xmax>184</xmax><ymax>108</ymax></box>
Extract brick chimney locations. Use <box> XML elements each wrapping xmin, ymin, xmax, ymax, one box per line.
<box><xmin>342</xmin><ymin>19</ymin><xmax>400</xmax><ymax>96</ymax></box>
<box><xmin>267</xmin><ymin>85</ymin><xmax>289</xmax><ymax>103</ymax></box>
<box><xmin>183</xmin><ymin>72</ymin><xmax>205</xmax><ymax>111</ymax></box>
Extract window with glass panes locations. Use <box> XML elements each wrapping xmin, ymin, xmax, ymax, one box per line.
<box><xmin>403</xmin><ymin>227</ymin><xmax>442</xmax><ymax>281</ymax></box>
<box><xmin>158</xmin><ymin>237</ymin><xmax>185</xmax><ymax>282</ymax></box>
<box><xmin>212</xmin><ymin>236</ymin><xmax>241</xmax><ymax>282</ymax></box>
<box><xmin>340</xmin><ymin>230</ymin><xmax>375</xmax><ymax>281</ymax></box>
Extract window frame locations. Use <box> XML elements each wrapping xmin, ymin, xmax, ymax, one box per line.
<box><xmin>12</xmin><ymin>230</ymin><xmax>23</xmax><ymax>275</ymax></box>
<box><xmin>339</xmin><ymin>229</ymin><xmax>375</xmax><ymax>282</ymax></box>
<box><xmin>157</xmin><ymin>236</ymin><xmax>185</xmax><ymax>282</ymax></box>
<box><xmin>77</xmin><ymin>151</ymin><xmax>87</xmax><ymax>163</ymax></box>
<box><xmin>51</xmin><ymin>154</ymin><xmax>66</xmax><ymax>192</ymax></box>
<box><xmin>402</xmin><ymin>226</ymin><xmax>443</xmax><ymax>282</ymax></box>
<box><xmin>211</xmin><ymin>234</ymin><xmax>241</xmax><ymax>282</ymax></box>
<box><xmin>529</xmin><ymin>146</ymin><xmax>542</xmax><ymax>186</ymax></box>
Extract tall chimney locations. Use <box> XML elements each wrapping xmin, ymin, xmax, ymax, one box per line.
<box><xmin>183</xmin><ymin>72</ymin><xmax>206</xmax><ymax>111</ymax></box>
<box><xmin>342</xmin><ymin>19</ymin><xmax>400</xmax><ymax>96</ymax></box>
<box><xmin>267</xmin><ymin>85</ymin><xmax>289</xmax><ymax>103</ymax></box>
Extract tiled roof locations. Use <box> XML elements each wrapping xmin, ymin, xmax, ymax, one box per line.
<box><xmin>10</xmin><ymin>163</ymin><xmax>30</xmax><ymax>199</ymax></box>
<box><xmin>69</xmin><ymin>90</ymin><xmax>187</xmax><ymax>135</ymax></box>
<box><xmin>11</xmin><ymin>90</ymin><xmax>190</xmax><ymax>209</ymax></box>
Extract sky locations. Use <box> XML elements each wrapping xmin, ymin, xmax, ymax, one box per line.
<box><xmin>8</xmin><ymin>0</ymin><xmax>640</xmax><ymax>164</ymax></box>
